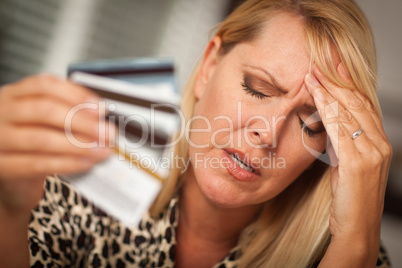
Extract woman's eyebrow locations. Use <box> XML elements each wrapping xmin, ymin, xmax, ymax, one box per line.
<box><xmin>245</xmin><ymin>64</ymin><xmax>317</xmax><ymax>112</ymax></box>
<box><xmin>245</xmin><ymin>64</ymin><xmax>289</xmax><ymax>94</ymax></box>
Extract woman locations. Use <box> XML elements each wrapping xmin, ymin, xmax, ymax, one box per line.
<box><xmin>0</xmin><ymin>0</ymin><xmax>392</xmax><ymax>267</ymax></box>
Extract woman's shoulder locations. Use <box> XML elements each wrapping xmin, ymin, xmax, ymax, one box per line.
<box><xmin>28</xmin><ymin>175</ymin><xmax>178</xmax><ymax>267</ymax></box>
<box><xmin>29</xmin><ymin>175</ymin><xmax>112</xmax><ymax>238</ymax></box>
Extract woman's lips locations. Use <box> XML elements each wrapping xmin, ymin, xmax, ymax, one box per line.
<box><xmin>222</xmin><ymin>149</ymin><xmax>261</xmax><ymax>182</ymax></box>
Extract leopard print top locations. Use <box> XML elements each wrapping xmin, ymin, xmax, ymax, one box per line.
<box><xmin>28</xmin><ymin>176</ymin><xmax>391</xmax><ymax>267</ymax></box>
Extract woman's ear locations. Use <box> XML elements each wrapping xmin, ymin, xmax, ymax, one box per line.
<box><xmin>194</xmin><ymin>36</ymin><xmax>222</xmax><ymax>100</ymax></box>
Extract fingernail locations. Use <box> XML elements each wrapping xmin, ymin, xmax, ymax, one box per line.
<box><xmin>306</xmin><ymin>73</ymin><xmax>320</xmax><ymax>88</ymax></box>
<box><xmin>314</xmin><ymin>88</ymin><xmax>326</xmax><ymax>102</ymax></box>
<box><xmin>337</xmin><ymin>62</ymin><xmax>349</xmax><ymax>77</ymax></box>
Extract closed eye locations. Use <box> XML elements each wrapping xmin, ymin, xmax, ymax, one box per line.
<box><xmin>241</xmin><ymin>82</ymin><xmax>270</xmax><ymax>99</ymax></box>
<box><xmin>297</xmin><ymin>114</ymin><xmax>325</xmax><ymax>138</ymax></box>
<box><xmin>241</xmin><ymin>75</ymin><xmax>273</xmax><ymax>100</ymax></box>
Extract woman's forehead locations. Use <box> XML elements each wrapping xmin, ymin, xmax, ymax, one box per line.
<box><xmin>233</xmin><ymin>12</ymin><xmax>311</xmax><ymax>95</ymax></box>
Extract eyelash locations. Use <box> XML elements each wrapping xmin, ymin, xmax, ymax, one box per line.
<box><xmin>241</xmin><ymin>82</ymin><xmax>270</xmax><ymax>100</ymax></box>
<box><xmin>298</xmin><ymin>115</ymin><xmax>319</xmax><ymax>138</ymax></box>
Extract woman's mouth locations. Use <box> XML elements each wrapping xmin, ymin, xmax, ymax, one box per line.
<box><xmin>222</xmin><ymin>149</ymin><xmax>260</xmax><ymax>181</ymax></box>
<box><xmin>228</xmin><ymin>153</ymin><xmax>256</xmax><ymax>173</ymax></box>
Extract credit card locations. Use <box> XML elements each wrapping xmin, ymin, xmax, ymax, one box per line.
<box><xmin>67</xmin><ymin>57</ymin><xmax>177</xmax><ymax>88</ymax></box>
<box><xmin>61</xmin><ymin>58</ymin><xmax>180</xmax><ymax>226</ymax></box>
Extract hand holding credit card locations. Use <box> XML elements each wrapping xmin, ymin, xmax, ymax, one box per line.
<box><xmin>60</xmin><ymin>58</ymin><xmax>180</xmax><ymax>226</ymax></box>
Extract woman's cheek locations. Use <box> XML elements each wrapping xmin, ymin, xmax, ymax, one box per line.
<box><xmin>191</xmin><ymin>91</ymin><xmax>241</xmax><ymax>148</ymax></box>
<box><xmin>187</xmin><ymin>116</ymin><xmax>213</xmax><ymax>150</ymax></box>
<box><xmin>298</xmin><ymin>132</ymin><xmax>328</xmax><ymax>163</ymax></box>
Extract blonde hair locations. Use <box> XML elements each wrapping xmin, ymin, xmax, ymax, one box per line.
<box><xmin>150</xmin><ymin>0</ymin><xmax>379</xmax><ymax>267</ymax></box>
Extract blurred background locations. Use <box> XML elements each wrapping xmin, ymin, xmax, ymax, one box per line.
<box><xmin>0</xmin><ymin>0</ymin><xmax>401</xmax><ymax>266</ymax></box>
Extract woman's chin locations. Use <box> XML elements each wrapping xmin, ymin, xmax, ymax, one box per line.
<box><xmin>197</xmin><ymin>176</ymin><xmax>254</xmax><ymax>209</ymax></box>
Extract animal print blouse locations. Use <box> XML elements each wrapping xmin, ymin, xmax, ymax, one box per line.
<box><xmin>28</xmin><ymin>176</ymin><xmax>391</xmax><ymax>267</ymax></box>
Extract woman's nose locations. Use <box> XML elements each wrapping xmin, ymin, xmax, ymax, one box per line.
<box><xmin>245</xmin><ymin>115</ymin><xmax>286</xmax><ymax>149</ymax></box>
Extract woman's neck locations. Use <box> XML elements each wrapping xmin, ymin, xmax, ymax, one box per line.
<box><xmin>175</xmin><ymin>168</ymin><xmax>262</xmax><ymax>267</ymax></box>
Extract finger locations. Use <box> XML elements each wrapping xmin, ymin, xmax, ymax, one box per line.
<box><xmin>1</xmin><ymin>74</ymin><xmax>101</xmax><ymax>106</ymax></box>
<box><xmin>1</xmin><ymin>98</ymin><xmax>102</xmax><ymax>140</ymax></box>
<box><xmin>0</xmin><ymin>126</ymin><xmax>111</xmax><ymax>160</ymax></box>
<box><xmin>353</xmin><ymin>90</ymin><xmax>387</xmax><ymax>139</ymax></box>
<box><xmin>336</xmin><ymin>62</ymin><xmax>354</xmax><ymax>88</ymax></box>
<box><xmin>305</xmin><ymin>73</ymin><xmax>343</xmax><ymax>158</ymax></box>
<box><xmin>0</xmin><ymin>153</ymin><xmax>97</xmax><ymax>180</ymax></box>
<box><xmin>313</xmin><ymin>67</ymin><xmax>386</xmax><ymax>147</ymax></box>
<box><xmin>337</xmin><ymin>108</ymin><xmax>376</xmax><ymax>154</ymax></box>
<box><xmin>335</xmin><ymin>63</ymin><xmax>386</xmax><ymax>139</ymax></box>
<box><xmin>315</xmin><ymin>66</ymin><xmax>390</xmax><ymax>158</ymax></box>
<box><xmin>306</xmin><ymin>73</ymin><xmax>378</xmax><ymax>154</ymax></box>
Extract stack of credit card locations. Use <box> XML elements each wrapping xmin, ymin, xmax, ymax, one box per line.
<box><xmin>61</xmin><ymin>58</ymin><xmax>180</xmax><ymax>226</ymax></box>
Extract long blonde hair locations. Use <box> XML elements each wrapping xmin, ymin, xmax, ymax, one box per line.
<box><xmin>151</xmin><ymin>0</ymin><xmax>379</xmax><ymax>267</ymax></box>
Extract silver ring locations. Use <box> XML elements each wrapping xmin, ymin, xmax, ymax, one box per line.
<box><xmin>351</xmin><ymin>129</ymin><xmax>363</xmax><ymax>140</ymax></box>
